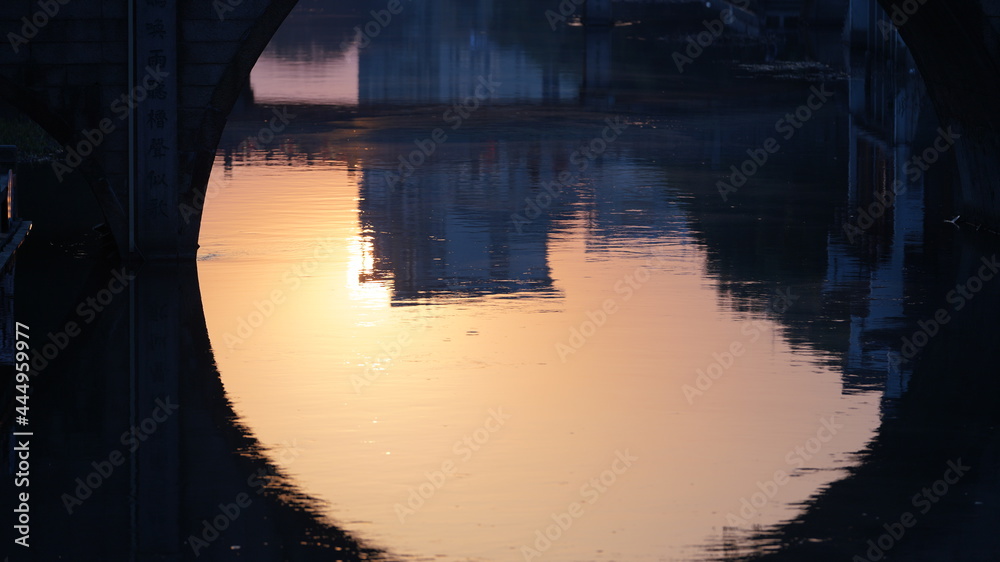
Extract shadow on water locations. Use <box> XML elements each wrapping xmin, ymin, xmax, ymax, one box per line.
<box><xmin>710</xmin><ymin>227</ymin><xmax>1000</xmax><ymax>562</ymax></box>
<box><xmin>702</xmin><ymin>12</ymin><xmax>1000</xmax><ymax>560</ymax></box>
<box><xmin>0</xmin><ymin>221</ymin><xmax>386</xmax><ymax>560</ymax></box>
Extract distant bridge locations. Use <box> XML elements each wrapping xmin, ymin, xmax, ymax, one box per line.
<box><xmin>0</xmin><ymin>0</ymin><xmax>997</xmax><ymax>259</ymax></box>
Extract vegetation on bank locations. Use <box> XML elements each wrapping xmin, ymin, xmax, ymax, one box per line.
<box><xmin>0</xmin><ymin>116</ymin><xmax>62</xmax><ymax>162</ymax></box>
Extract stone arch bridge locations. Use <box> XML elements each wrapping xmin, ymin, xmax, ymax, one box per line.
<box><xmin>0</xmin><ymin>0</ymin><xmax>997</xmax><ymax>259</ymax></box>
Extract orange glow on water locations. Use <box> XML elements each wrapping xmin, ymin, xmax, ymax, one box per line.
<box><xmin>197</xmin><ymin>156</ymin><xmax>881</xmax><ymax>561</ymax></box>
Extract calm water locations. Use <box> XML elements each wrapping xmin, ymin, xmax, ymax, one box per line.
<box><xmin>201</xmin><ymin>108</ymin><xmax>881</xmax><ymax>561</ymax></box>
<box><xmin>8</xmin><ymin>1</ymin><xmax>996</xmax><ymax>561</ymax></box>
<box><xmin>205</xmin><ymin>3</ymin><xmax>882</xmax><ymax>560</ymax></box>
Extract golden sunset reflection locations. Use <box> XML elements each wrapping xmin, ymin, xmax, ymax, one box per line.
<box><xmin>346</xmin><ymin>231</ymin><xmax>392</xmax><ymax>311</ymax></box>
<box><xmin>196</xmin><ymin>154</ymin><xmax>882</xmax><ymax>561</ymax></box>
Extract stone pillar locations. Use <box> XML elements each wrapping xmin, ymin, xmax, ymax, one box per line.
<box><xmin>133</xmin><ymin>1</ymin><xmax>180</xmax><ymax>259</ymax></box>
<box><xmin>133</xmin><ymin>263</ymin><xmax>184</xmax><ymax>559</ymax></box>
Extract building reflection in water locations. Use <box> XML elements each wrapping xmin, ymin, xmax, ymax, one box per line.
<box><xmin>826</xmin><ymin>4</ymin><xmax>927</xmax><ymax>409</ymax></box>
<box><xmin>356</xmin><ymin>143</ymin><xmax>556</xmax><ymax>300</ymax></box>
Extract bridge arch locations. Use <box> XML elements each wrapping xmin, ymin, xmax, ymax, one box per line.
<box><xmin>875</xmin><ymin>0</ymin><xmax>1000</xmax><ymax>228</ymax></box>
<box><xmin>1</xmin><ymin>0</ymin><xmax>999</xmax><ymax>258</ymax></box>
<box><xmin>0</xmin><ymin>0</ymin><xmax>297</xmax><ymax>259</ymax></box>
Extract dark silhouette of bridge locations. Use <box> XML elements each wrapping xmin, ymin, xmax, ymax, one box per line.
<box><xmin>0</xmin><ymin>0</ymin><xmax>298</xmax><ymax>259</ymax></box>
<box><xmin>0</xmin><ymin>259</ymin><xmax>385</xmax><ymax>560</ymax></box>
<box><xmin>0</xmin><ymin>0</ymin><xmax>998</xmax><ymax>259</ymax></box>
<box><xmin>869</xmin><ymin>0</ymin><xmax>1000</xmax><ymax>232</ymax></box>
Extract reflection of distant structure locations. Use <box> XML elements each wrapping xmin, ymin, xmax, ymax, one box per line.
<box><xmin>759</xmin><ymin>0</ymin><xmax>849</xmax><ymax>29</ymax></box>
<box><xmin>577</xmin><ymin>164</ymin><xmax>691</xmax><ymax>247</ymax></box>
<box><xmin>758</xmin><ymin>0</ymin><xmax>849</xmax><ymax>64</ymax></box>
<box><xmin>355</xmin><ymin>126</ymin><xmax>689</xmax><ymax>301</ymax></box>
<box><xmin>248</xmin><ymin>0</ymin><xmax>865</xmax><ymax>110</ymax></box>
<box><xmin>251</xmin><ymin>41</ymin><xmax>360</xmax><ymax>106</ymax></box>
<box><xmin>357</xmin><ymin>142</ymin><xmax>556</xmax><ymax>300</ymax></box>
<box><xmin>824</xmin><ymin>5</ymin><xmax>923</xmax><ymax>407</ymax></box>
<box><xmin>582</xmin><ymin>27</ymin><xmax>612</xmax><ymax>107</ymax></box>
<box><xmin>585</xmin><ymin>0</ymin><xmax>612</xmax><ymax>26</ymax></box>
<box><xmin>356</xmin><ymin>1</ymin><xmax>581</xmax><ymax>105</ymax></box>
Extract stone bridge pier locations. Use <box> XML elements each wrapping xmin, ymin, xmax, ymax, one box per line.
<box><xmin>874</xmin><ymin>0</ymin><xmax>1000</xmax><ymax>228</ymax></box>
<box><xmin>0</xmin><ymin>0</ymin><xmax>295</xmax><ymax>259</ymax></box>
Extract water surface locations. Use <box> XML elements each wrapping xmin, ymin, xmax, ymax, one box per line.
<box><xmin>201</xmin><ymin>14</ymin><xmax>887</xmax><ymax>553</ymax></box>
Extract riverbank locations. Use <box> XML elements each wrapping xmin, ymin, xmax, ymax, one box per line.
<box><xmin>0</xmin><ymin>115</ymin><xmax>61</xmax><ymax>163</ymax></box>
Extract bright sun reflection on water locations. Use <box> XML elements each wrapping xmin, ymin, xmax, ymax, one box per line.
<box><xmin>347</xmin><ymin>231</ymin><xmax>392</xmax><ymax>311</ymax></box>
